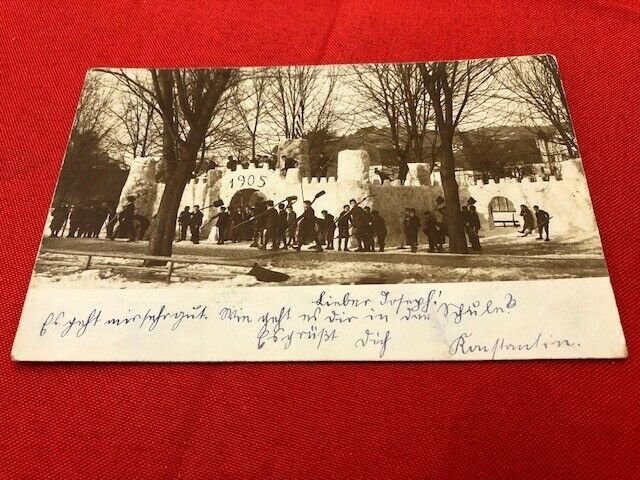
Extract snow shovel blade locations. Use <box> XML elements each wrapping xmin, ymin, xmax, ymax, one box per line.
<box><xmin>212</xmin><ymin>199</ymin><xmax>225</xmax><ymax>207</ymax></box>
<box><xmin>314</xmin><ymin>190</ymin><xmax>326</xmax><ymax>199</ymax></box>
<box><xmin>247</xmin><ymin>264</ymin><xmax>290</xmax><ymax>282</ymax></box>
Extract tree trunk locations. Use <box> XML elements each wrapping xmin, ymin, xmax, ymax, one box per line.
<box><xmin>144</xmin><ymin>149</ymin><xmax>196</xmax><ymax>265</ymax></box>
<box><xmin>439</xmin><ymin>130</ymin><xmax>469</xmax><ymax>254</ymax></box>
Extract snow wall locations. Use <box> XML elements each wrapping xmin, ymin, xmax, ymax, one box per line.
<box><xmin>370</xmin><ymin>173</ymin><xmax>597</xmax><ymax>245</ymax></box>
<box><xmin>116</xmin><ymin>153</ymin><xmax>598</xmax><ymax>246</ymax></box>
<box><xmin>117</xmin><ymin>157</ymin><xmax>160</xmax><ymax>219</ymax></box>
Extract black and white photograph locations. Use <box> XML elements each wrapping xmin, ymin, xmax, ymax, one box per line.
<box><xmin>12</xmin><ymin>55</ymin><xmax>627</xmax><ymax>363</ymax></box>
<box><xmin>36</xmin><ymin>56</ymin><xmax>606</xmax><ymax>288</ymax></box>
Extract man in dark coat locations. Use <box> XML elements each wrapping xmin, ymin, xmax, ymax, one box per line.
<box><xmin>190</xmin><ymin>205</ymin><xmax>204</xmax><ymax>244</ymax></box>
<box><xmin>321</xmin><ymin>210</ymin><xmax>336</xmax><ymax>250</ymax></box>
<box><xmin>277</xmin><ymin>204</ymin><xmax>289</xmax><ymax>250</ymax></box>
<box><xmin>263</xmin><ymin>201</ymin><xmax>280</xmax><ymax>250</ymax></box>
<box><xmin>519</xmin><ymin>204</ymin><xmax>535</xmax><ymax>236</ymax></box>
<box><xmin>251</xmin><ymin>201</ymin><xmax>267</xmax><ymax>247</ymax></box>
<box><xmin>406</xmin><ymin>208</ymin><xmax>420</xmax><ymax>253</ymax></box>
<box><xmin>49</xmin><ymin>204</ymin><xmax>69</xmax><ymax>237</ymax></box>
<box><xmin>422</xmin><ymin>210</ymin><xmax>439</xmax><ymax>253</ymax></box>
<box><xmin>92</xmin><ymin>202</ymin><xmax>109</xmax><ymax>238</ymax></box>
<box><xmin>466</xmin><ymin>205</ymin><xmax>482</xmax><ymax>251</ymax></box>
<box><xmin>398</xmin><ymin>154</ymin><xmax>409</xmax><ymax>185</ymax></box>
<box><xmin>215</xmin><ymin>206</ymin><xmax>230</xmax><ymax>245</ymax></box>
<box><xmin>112</xmin><ymin>197</ymin><xmax>136</xmax><ymax>241</ymax></box>
<box><xmin>337</xmin><ymin>205</ymin><xmax>351</xmax><ymax>252</ymax></box>
<box><xmin>286</xmin><ymin>205</ymin><xmax>297</xmax><ymax>247</ymax></box>
<box><xmin>363</xmin><ymin>206</ymin><xmax>374</xmax><ymax>252</ymax></box>
<box><xmin>533</xmin><ymin>205</ymin><xmax>551</xmax><ymax>241</ymax></box>
<box><xmin>371</xmin><ymin>210</ymin><xmax>387</xmax><ymax>252</ymax></box>
<box><xmin>434</xmin><ymin>196</ymin><xmax>447</xmax><ymax>248</ymax></box>
<box><xmin>296</xmin><ymin>200</ymin><xmax>322</xmax><ymax>252</ymax></box>
<box><xmin>67</xmin><ymin>204</ymin><xmax>84</xmax><ymax>238</ymax></box>
<box><xmin>400</xmin><ymin>207</ymin><xmax>410</xmax><ymax>249</ymax></box>
<box><xmin>348</xmin><ymin>199</ymin><xmax>367</xmax><ymax>252</ymax></box>
<box><xmin>231</xmin><ymin>207</ymin><xmax>243</xmax><ymax>243</ymax></box>
<box><xmin>177</xmin><ymin>206</ymin><xmax>191</xmax><ymax>242</ymax></box>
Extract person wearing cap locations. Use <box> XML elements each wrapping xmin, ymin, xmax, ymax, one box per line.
<box><xmin>519</xmin><ymin>204</ymin><xmax>535</xmax><ymax>236</ymax></box>
<box><xmin>285</xmin><ymin>205</ymin><xmax>297</xmax><ymax>248</ymax></box>
<box><xmin>533</xmin><ymin>205</ymin><xmax>551</xmax><ymax>241</ymax></box>
<box><xmin>348</xmin><ymin>199</ymin><xmax>367</xmax><ymax>252</ymax></box>
<box><xmin>277</xmin><ymin>204</ymin><xmax>289</xmax><ymax>250</ymax></box>
<box><xmin>214</xmin><ymin>206</ymin><xmax>230</xmax><ymax>245</ymax></box>
<box><xmin>263</xmin><ymin>200</ymin><xmax>280</xmax><ymax>250</ymax></box>
<box><xmin>363</xmin><ymin>206</ymin><xmax>374</xmax><ymax>252</ymax></box>
<box><xmin>371</xmin><ymin>210</ymin><xmax>387</xmax><ymax>252</ymax></box>
<box><xmin>112</xmin><ymin>196</ymin><xmax>136</xmax><ymax>241</ymax></box>
<box><xmin>397</xmin><ymin>153</ymin><xmax>409</xmax><ymax>185</ymax></box>
<box><xmin>190</xmin><ymin>205</ymin><xmax>204</xmax><ymax>244</ymax></box>
<box><xmin>321</xmin><ymin>210</ymin><xmax>336</xmax><ymax>250</ymax></box>
<box><xmin>49</xmin><ymin>203</ymin><xmax>69</xmax><ymax>238</ymax></box>
<box><xmin>422</xmin><ymin>210</ymin><xmax>439</xmax><ymax>253</ymax></box>
<box><xmin>399</xmin><ymin>207</ymin><xmax>411</xmax><ymax>249</ymax></box>
<box><xmin>405</xmin><ymin>208</ymin><xmax>420</xmax><ymax>253</ymax></box>
<box><xmin>230</xmin><ymin>207</ymin><xmax>243</xmax><ymax>243</ymax></box>
<box><xmin>177</xmin><ymin>206</ymin><xmax>191</xmax><ymax>242</ymax></box>
<box><xmin>296</xmin><ymin>200</ymin><xmax>322</xmax><ymax>252</ymax></box>
<box><xmin>337</xmin><ymin>205</ymin><xmax>351</xmax><ymax>252</ymax></box>
<box><xmin>467</xmin><ymin>205</ymin><xmax>482</xmax><ymax>251</ymax></box>
<box><xmin>251</xmin><ymin>200</ymin><xmax>267</xmax><ymax>247</ymax></box>
<box><xmin>434</xmin><ymin>196</ymin><xmax>447</xmax><ymax>247</ymax></box>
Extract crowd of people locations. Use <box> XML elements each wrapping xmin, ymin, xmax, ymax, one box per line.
<box><xmin>48</xmin><ymin>197</ymin><xmax>150</xmax><ymax>241</ymax></box>
<box><xmin>172</xmin><ymin>198</ymin><xmax>387</xmax><ymax>252</ymax></box>
<box><xmin>518</xmin><ymin>204</ymin><xmax>552</xmax><ymax>241</ymax></box>
<box><xmin>49</xmin><ymin>202</ymin><xmax>115</xmax><ymax>239</ymax></box>
<box><xmin>224</xmin><ymin>153</ymin><xmax>333</xmax><ymax>178</ymax></box>
<box><xmin>50</xmin><ymin>193</ymin><xmax>552</xmax><ymax>254</ymax></box>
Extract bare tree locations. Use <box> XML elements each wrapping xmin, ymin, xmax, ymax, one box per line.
<box><xmin>65</xmin><ymin>72</ymin><xmax>115</xmax><ymax>163</ymax></box>
<box><xmin>269</xmin><ymin>66</ymin><xmax>338</xmax><ymax>141</ymax></box>
<box><xmin>352</xmin><ymin>64</ymin><xmax>406</xmax><ymax>159</ymax></box>
<box><xmin>352</xmin><ymin>64</ymin><xmax>433</xmax><ymax>175</ymax></box>
<box><xmin>57</xmin><ymin>73</ymin><xmax>116</xmax><ymax>201</ymax></box>
<box><xmin>109</xmin><ymin>92</ymin><xmax>161</xmax><ymax>158</ymax></box>
<box><xmin>418</xmin><ymin>60</ymin><xmax>497</xmax><ymax>254</ymax></box>
<box><xmin>232</xmin><ymin>68</ymin><xmax>271</xmax><ymax>161</ymax></box>
<box><xmin>102</xmin><ymin>68</ymin><xmax>239</xmax><ymax>262</ymax></box>
<box><xmin>502</xmin><ymin>55</ymin><xmax>578</xmax><ymax>157</ymax></box>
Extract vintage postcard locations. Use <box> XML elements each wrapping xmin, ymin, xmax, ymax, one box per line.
<box><xmin>12</xmin><ymin>55</ymin><xmax>626</xmax><ymax>361</ymax></box>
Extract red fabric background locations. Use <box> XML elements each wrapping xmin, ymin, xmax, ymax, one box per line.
<box><xmin>2</xmin><ymin>1</ymin><xmax>640</xmax><ymax>478</ymax></box>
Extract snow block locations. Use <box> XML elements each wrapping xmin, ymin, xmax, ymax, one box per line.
<box><xmin>118</xmin><ymin>157</ymin><xmax>158</xmax><ymax>219</ymax></box>
<box><xmin>285</xmin><ymin>168</ymin><xmax>301</xmax><ymax>184</ymax></box>
<box><xmin>337</xmin><ymin>150</ymin><xmax>370</xmax><ymax>182</ymax></box>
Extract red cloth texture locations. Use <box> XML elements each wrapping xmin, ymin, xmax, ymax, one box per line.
<box><xmin>1</xmin><ymin>1</ymin><xmax>639</xmax><ymax>478</ymax></box>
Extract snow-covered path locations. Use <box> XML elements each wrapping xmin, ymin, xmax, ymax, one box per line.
<box><xmin>32</xmin><ymin>235</ymin><xmax>608</xmax><ymax>288</ymax></box>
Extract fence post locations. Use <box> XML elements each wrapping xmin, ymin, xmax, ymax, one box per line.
<box><xmin>84</xmin><ymin>255</ymin><xmax>92</xmax><ymax>270</ymax></box>
<box><xmin>166</xmin><ymin>261</ymin><xmax>174</xmax><ymax>284</ymax></box>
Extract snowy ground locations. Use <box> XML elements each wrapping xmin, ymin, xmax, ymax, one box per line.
<box><xmin>31</xmin><ymin>229</ymin><xmax>608</xmax><ymax>288</ymax></box>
